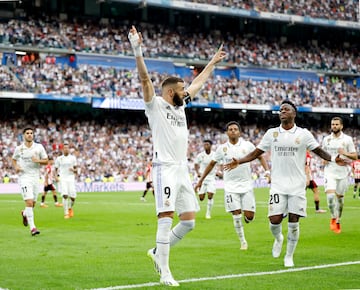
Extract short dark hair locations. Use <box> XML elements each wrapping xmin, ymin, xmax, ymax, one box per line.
<box><xmin>161</xmin><ymin>76</ymin><xmax>184</xmax><ymax>89</ymax></box>
<box><xmin>331</xmin><ymin>116</ymin><xmax>343</xmax><ymax>125</ymax></box>
<box><xmin>280</xmin><ymin>100</ymin><xmax>297</xmax><ymax>113</ymax></box>
<box><xmin>23</xmin><ymin>125</ymin><xmax>34</xmax><ymax>133</ymax></box>
<box><xmin>225</xmin><ymin>121</ymin><xmax>241</xmax><ymax>131</ymax></box>
<box><xmin>203</xmin><ymin>139</ymin><xmax>213</xmax><ymax>145</ymax></box>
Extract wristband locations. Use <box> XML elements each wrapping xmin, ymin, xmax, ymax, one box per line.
<box><xmin>128</xmin><ymin>32</ymin><xmax>142</xmax><ymax>57</ymax></box>
<box><xmin>331</xmin><ymin>155</ymin><xmax>336</xmax><ymax>162</ymax></box>
<box><xmin>264</xmin><ymin>170</ymin><xmax>270</xmax><ymax>176</ymax></box>
<box><xmin>133</xmin><ymin>46</ymin><xmax>143</xmax><ymax>57</ymax></box>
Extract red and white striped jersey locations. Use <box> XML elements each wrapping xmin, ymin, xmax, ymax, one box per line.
<box><xmin>352</xmin><ymin>160</ymin><xmax>360</xmax><ymax>179</ymax></box>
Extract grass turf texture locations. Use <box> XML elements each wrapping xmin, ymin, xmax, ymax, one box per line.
<box><xmin>0</xmin><ymin>187</ymin><xmax>359</xmax><ymax>290</ymax></box>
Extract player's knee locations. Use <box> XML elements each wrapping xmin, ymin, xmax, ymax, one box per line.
<box><xmin>244</xmin><ymin>212</ymin><xmax>255</xmax><ymax>223</ymax></box>
<box><xmin>180</xmin><ymin>219</ymin><xmax>195</xmax><ymax>231</ymax></box>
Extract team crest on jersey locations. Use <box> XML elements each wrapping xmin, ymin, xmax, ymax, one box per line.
<box><xmin>295</xmin><ymin>137</ymin><xmax>301</xmax><ymax>145</ymax></box>
<box><xmin>223</xmin><ymin>147</ymin><xmax>228</xmax><ymax>154</ymax></box>
<box><xmin>273</xmin><ymin>132</ymin><xmax>278</xmax><ymax>142</ymax></box>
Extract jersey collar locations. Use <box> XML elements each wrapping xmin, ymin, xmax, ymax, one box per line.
<box><xmin>279</xmin><ymin>124</ymin><xmax>297</xmax><ymax>133</ymax></box>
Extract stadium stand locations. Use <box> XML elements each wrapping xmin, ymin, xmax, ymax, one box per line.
<box><xmin>0</xmin><ymin>1</ymin><xmax>359</xmax><ymax>184</ymax></box>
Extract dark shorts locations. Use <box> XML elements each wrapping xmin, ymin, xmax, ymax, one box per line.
<box><xmin>307</xmin><ymin>180</ymin><xmax>317</xmax><ymax>189</ymax></box>
<box><xmin>355</xmin><ymin>179</ymin><xmax>360</xmax><ymax>184</ymax></box>
<box><xmin>44</xmin><ymin>184</ymin><xmax>56</xmax><ymax>192</ymax></box>
<box><xmin>146</xmin><ymin>181</ymin><xmax>153</xmax><ymax>189</ymax></box>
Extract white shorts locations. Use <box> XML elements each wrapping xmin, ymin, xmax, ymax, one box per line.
<box><xmin>19</xmin><ymin>178</ymin><xmax>40</xmax><ymax>201</ymax></box>
<box><xmin>324</xmin><ymin>176</ymin><xmax>349</xmax><ymax>195</ymax></box>
<box><xmin>224</xmin><ymin>189</ymin><xmax>255</xmax><ymax>213</ymax></box>
<box><xmin>60</xmin><ymin>180</ymin><xmax>77</xmax><ymax>198</ymax></box>
<box><xmin>198</xmin><ymin>180</ymin><xmax>216</xmax><ymax>195</ymax></box>
<box><xmin>153</xmin><ymin>163</ymin><xmax>200</xmax><ymax>216</ymax></box>
<box><xmin>268</xmin><ymin>192</ymin><xmax>307</xmax><ymax>217</ymax></box>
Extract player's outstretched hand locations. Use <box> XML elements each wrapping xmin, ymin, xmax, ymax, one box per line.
<box><xmin>210</xmin><ymin>43</ymin><xmax>227</xmax><ymax>65</ymax></box>
<box><xmin>223</xmin><ymin>158</ymin><xmax>239</xmax><ymax>171</ymax></box>
<box><xmin>194</xmin><ymin>181</ymin><xmax>202</xmax><ymax>193</ymax></box>
<box><xmin>335</xmin><ymin>154</ymin><xmax>351</xmax><ymax>166</ymax></box>
<box><xmin>128</xmin><ymin>25</ymin><xmax>142</xmax><ymax>49</ymax></box>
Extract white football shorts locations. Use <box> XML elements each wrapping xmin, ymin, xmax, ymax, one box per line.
<box><xmin>268</xmin><ymin>191</ymin><xmax>307</xmax><ymax>217</ymax></box>
<box><xmin>153</xmin><ymin>162</ymin><xmax>200</xmax><ymax>216</ymax></box>
<box><xmin>224</xmin><ymin>189</ymin><xmax>256</xmax><ymax>213</ymax></box>
<box><xmin>198</xmin><ymin>180</ymin><xmax>216</xmax><ymax>195</ymax></box>
<box><xmin>60</xmin><ymin>180</ymin><xmax>77</xmax><ymax>198</ymax></box>
<box><xmin>19</xmin><ymin>177</ymin><xmax>40</xmax><ymax>201</ymax></box>
<box><xmin>324</xmin><ymin>176</ymin><xmax>349</xmax><ymax>195</ymax></box>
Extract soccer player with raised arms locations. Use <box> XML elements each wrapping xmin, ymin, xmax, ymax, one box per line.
<box><xmin>128</xmin><ymin>25</ymin><xmax>226</xmax><ymax>286</ymax></box>
<box><xmin>224</xmin><ymin>100</ymin><xmax>346</xmax><ymax>267</ymax></box>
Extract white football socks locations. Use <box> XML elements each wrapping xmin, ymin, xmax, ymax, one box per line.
<box><xmin>270</xmin><ymin>223</ymin><xmax>282</xmax><ymax>241</ymax></box>
<box><xmin>326</xmin><ymin>193</ymin><xmax>336</xmax><ymax>218</ymax></box>
<box><xmin>156</xmin><ymin>217</ymin><xmax>173</xmax><ymax>277</ymax></box>
<box><xmin>25</xmin><ymin>207</ymin><xmax>35</xmax><ymax>229</ymax></box>
<box><xmin>286</xmin><ymin>222</ymin><xmax>299</xmax><ymax>258</ymax></box>
<box><xmin>233</xmin><ymin>214</ymin><xmax>246</xmax><ymax>244</ymax></box>
<box><xmin>169</xmin><ymin>220</ymin><xmax>195</xmax><ymax>247</ymax></box>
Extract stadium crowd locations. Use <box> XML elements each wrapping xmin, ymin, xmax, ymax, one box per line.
<box><xmin>2</xmin><ymin>63</ymin><xmax>359</xmax><ymax>109</ymax></box>
<box><xmin>1</xmin><ymin>18</ymin><xmax>359</xmax><ymax>73</ymax></box>
<box><xmin>182</xmin><ymin>0</ymin><xmax>358</xmax><ymax>22</ymax></box>
<box><xmin>0</xmin><ymin>116</ymin><xmax>358</xmax><ymax>185</ymax></box>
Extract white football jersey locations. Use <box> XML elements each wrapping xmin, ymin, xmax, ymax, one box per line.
<box><xmin>214</xmin><ymin>139</ymin><xmax>255</xmax><ymax>193</ymax></box>
<box><xmin>195</xmin><ymin>151</ymin><xmax>216</xmax><ymax>183</ymax></box>
<box><xmin>321</xmin><ymin>132</ymin><xmax>355</xmax><ymax>179</ymax></box>
<box><xmin>145</xmin><ymin>96</ymin><xmax>188</xmax><ymax>163</ymax></box>
<box><xmin>12</xmin><ymin>142</ymin><xmax>48</xmax><ymax>179</ymax></box>
<box><xmin>55</xmin><ymin>154</ymin><xmax>77</xmax><ymax>181</ymax></box>
<box><xmin>257</xmin><ymin>124</ymin><xmax>319</xmax><ymax>196</ymax></box>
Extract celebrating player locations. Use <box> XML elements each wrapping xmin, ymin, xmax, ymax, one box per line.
<box><xmin>128</xmin><ymin>25</ymin><xmax>226</xmax><ymax>286</ymax></box>
<box><xmin>223</xmin><ymin>100</ymin><xmax>344</xmax><ymax>267</ymax></box>
<box><xmin>196</xmin><ymin>121</ymin><xmax>270</xmax><ymax>251</ymax></box>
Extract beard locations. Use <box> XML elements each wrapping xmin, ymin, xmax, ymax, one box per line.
<box><xmin>331</xmin><ymin>128</ymin><xmax>340</xmax><ymax>134</ymax></box>
<box><xmin>173</xmin><ymin>92</ymin><xmax>184</xmax><ymax>107</ymax></box>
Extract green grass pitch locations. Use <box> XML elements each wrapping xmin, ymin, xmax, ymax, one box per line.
<box><xmin>0</xmin><ymin>187</ymin><xmax>359</xmax><ymax>290</ymax></box>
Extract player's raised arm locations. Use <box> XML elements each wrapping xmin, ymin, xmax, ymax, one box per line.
<box><xmin>128</xmin><ymin>25</ymin><xmax>155</xmax><ymax>103</ymax></box>
<box><xmin>186</xmin><ymin>44</ymin><xmax>227</xmax><ymax>99</ymax></box>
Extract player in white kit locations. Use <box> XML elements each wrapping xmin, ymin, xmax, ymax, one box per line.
<box><xmin>195</xmin><ymin>121</ymin><xmax>270</xmax><ymax>251</ymax></box>
<box><xmin>321</xmin><ymin>117</ymin><xmax>357</xmax><ymax>234</ymax></box>
<box><xmin>194</xmin><ymin>139</ymin><xmax>217</xmax><ymax>219</ymax></box>
<box><xmin>55</xmin><ymin>141</ymin><xmax>78</xmax><ymax>219</ymax></box>
<box><xmin>224</xmin><ymin>101</ymin><xmax>346</xmax><ymax>267</ymax></box>
<box><xmin>128</xmin><ymin>25</ymin><xmax>226</xmax><ymax>286</ymax></box>
<box><xmin>12</xmin><ymin>126</ymin><xmax>48</xmax><ymax>236</ymax></box>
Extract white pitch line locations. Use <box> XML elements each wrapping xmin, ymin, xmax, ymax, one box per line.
<box><xmin>90</xmin><ymin>260</ymin><xmax>360</xmax><ymax>290</ymax></box>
